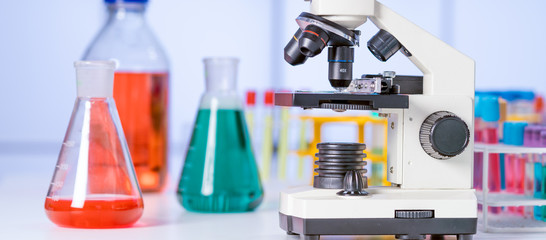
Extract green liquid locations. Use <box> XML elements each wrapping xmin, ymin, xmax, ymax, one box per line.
<box><xmin>177</xmin><ymin>109</ymin><xmax>263</xmax><ymax>212</ymax></box>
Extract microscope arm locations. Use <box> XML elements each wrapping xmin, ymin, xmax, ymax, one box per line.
<box><xmin>368</xmin><ymin>1</ymin><xmax>475</xmax><ymax>98</ymax></box>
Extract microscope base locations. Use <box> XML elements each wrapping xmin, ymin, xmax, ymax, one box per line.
<box><xmin>279</xmin><ymin>186</ymin><xmax>477</xmax><ymax>240</ymax></box>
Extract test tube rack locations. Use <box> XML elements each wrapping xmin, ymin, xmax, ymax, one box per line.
<box><xmin>475</xmin><ymin>143</ymin><xmax>546</xmax><ymax>232</ymax></box>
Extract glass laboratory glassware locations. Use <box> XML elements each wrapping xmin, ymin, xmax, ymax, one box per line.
<box><xmin>481</xmin><ymin>96</ymin><xmax>502</xmax><ymax>214</ymax></box>
<box><xmin>260</xmin><ymin>90</ymin><xmax>275</xmax><ymax>181</ymax></box>
<box><xmin>524</xmin><ymin>125</ymin><xmax>537</xmax><ymax>218</ymax></box>
<box><xmin>245</xmin><ymin>90</ymin><xmax>256</xmax><ymax>137</ymax></box>
<box><xmin>535</xmin><ymin>128</ymin><xmax>546</xmax><ymax>221</ymax></box>
<box><xmin>535</xmin><ymin>129</ymin><xmax>546</xmax><ymax>220</ymax></box>
<box><xmin>503</xmin><ymin>121</ymin><xmax>527</xmax><ymax>215</ymax></box>
<box><xmin>177</xmin><ymin>58</ymin><xmax>263</xmax><ymax>212</ymax></box>
<box><xmin>82</xmin><ymin>0</ymin><xmax>169</xmax><ymax>192</ymax></box>
<box><xmin>45</xmin><ymin>61</ymin><xmax>143</xmax><ymax>228</ymax></box>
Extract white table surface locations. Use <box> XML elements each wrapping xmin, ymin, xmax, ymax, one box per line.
<box><xmin>2</xmin><ymin>151</ymin><xmax>546</xmax><ymax>240</ymax></box>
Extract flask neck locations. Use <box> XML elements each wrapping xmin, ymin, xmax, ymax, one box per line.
<box><xmin>106</xmin><ymin>3</ymin><xmax>147</xmax><ymax>24</ymax></box>
<box><xmin>204</xmin><ymin>58</ymin><xmax>239</xmax><ymax>93</ymax></box>
<box><xmin>75</xmin><ymin>61</ymin><xmax>116</xmax><ymax>98</ymax></box>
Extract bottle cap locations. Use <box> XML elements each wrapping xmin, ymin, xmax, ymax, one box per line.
<box><xmin>105</xmin><ymin>0</ymin><xmax>148</xmax><ymax>3</ymax></box>
<box><xmin>518</xmin><ymin>91</ymin><xmax>535</xmax><ymax>101</ymax></box>
<box><xmin>480</xmin><ymin>96</ymin><xmax>500</xmax><ymax>122</ymax></box>
<box><xmin>74</xmin><ymin>61</ymin><xmax>116</xmax><ymax>98</ymax></box>
<box><xmin>500</xmin><ymin>91</ymin><xmax>518</xmax><ymax>102</ymax></box>
<box><xmin>264</xmin><ymin>90</ymin><xmax>274</xmax><ymax>106</ymax></box>
<box><xmin>524</xmin><ymin>125</ymin><xmax>537</xmax><ymax>147</ymax></box>
<box><xmin>536</xmin><ymin>96</ymin><xmax>544</xmax><ymax>113</ymax></box>
<box><xmin>503</xmin><ymin>122</ymin><xmax>528</xmax><ymax>146</ymax></box>
<box><xmin>532</xmin><ymin>126</ymin><xmax>546</xmax><ymax>147</ymax></box>
<box><xmin>246</xmin><ymin>90</ymin><xmax>256</xmax><ymax>106</ymax></box>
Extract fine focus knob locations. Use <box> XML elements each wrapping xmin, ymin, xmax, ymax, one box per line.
<box><xmin>395</xmin><ymin>210</ymin><xmax>434</xmax><ymax>219</ymax></box>
<box><xmin>419</xmin><ymin>111</ymin><xmax>470</xmax><ymax>160</ymax></box>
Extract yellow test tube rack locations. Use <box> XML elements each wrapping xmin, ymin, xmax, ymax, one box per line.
<box><xmin>295</xmin><ymin>115</ymin><xmax>389</xmax><ymax>186</ymax></box>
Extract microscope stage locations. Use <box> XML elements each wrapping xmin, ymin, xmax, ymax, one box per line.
<box><xmin>274</xmin><ymin>91</ymin><xmax>409</xmax><ymax>110</ymax></box>
<box><xmin>279</xmin><ymin>186</ymin><xmax>477</xmax><ymax>239</ymax></box>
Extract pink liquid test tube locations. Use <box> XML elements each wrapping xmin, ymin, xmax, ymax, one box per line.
<box><xmin>481</xmin><ymin>96</ymin><xmax>502</xmax><ymax>214</ymax></box>
<box><xmin>503</xmin><ymin>122</ymin><xmax>528</xmax><ymax>215</ymax></box>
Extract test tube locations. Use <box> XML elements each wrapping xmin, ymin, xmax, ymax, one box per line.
<box><xmin>541</xmin><ymin>130</ymin><xmax>546</xmax><ymax>221</ymax></box>
<box><xmin>260</xmin><ymin>90</ymin><xmax>275</xmax><ymax>181</ymax></box>
<box><xmin>503</xmin><ymin>122</ymin><xmax>528</xmax><ymax>215</ymax></box>
<box><xmin>499</xmin><ymin>98</ymin><xmax>508</xmax><ymax>192</ymax></box>
<box><xmin>524</xmin><ymin>125</ymin><xmax>537</xmax><ymax>218</ymax></box>
<box><xmin>534</xmin><ymin>128</ymin><xmax>546</xmax><ymax>220</ymax></box>
<box><xmin>245</xmin><ymin>90</ymin><xmax>256</xmax><ymax>137</ymax></box>
<box><xmin>481</xmin><ymin>96</ymin><xmax>502</xmax><ymax>214</ymax></box>
<box><xmin>504</xmin><ymin>123</ymin><xmax>515</xmax><ymax>194</ymax></box>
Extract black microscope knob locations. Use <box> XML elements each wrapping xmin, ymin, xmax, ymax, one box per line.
<box><xmin>337</xmin><ymin>170</ymin><xmax>368</xmax><ymax>196</ymax></box>
<box><xmin>419</xmin><ymin>111</ymin><xmax>470</xmax><ymax>160</ymax></box>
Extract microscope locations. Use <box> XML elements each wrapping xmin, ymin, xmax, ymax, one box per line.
<box><xmin>276</xmin><ymin>1</ymin><xmax>477</xmax><ymax>240</ymax></box>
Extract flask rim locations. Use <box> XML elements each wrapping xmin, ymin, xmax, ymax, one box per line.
<box><xmin>74</xmin><ymin>60</ymin><xmax>116</xmax><ymax>69</ymax></box>
<box><xmin>203</xmin><ymin>57</ymin><xmax>240</xmax><ymax>65</ymax></box>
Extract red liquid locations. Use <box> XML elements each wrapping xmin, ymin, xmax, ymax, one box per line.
<box><xmin>504</xmin><ymin>155</ymin><xmax>525</xmax><ymax>215</ymax></box>
<box><xmin>474</xmin><ymin>152</ymin><xmax>483</xmax><ymax>190</ymax></box>
<box><xmin>44</xmin><ymin>197</ymin><xmax>143</xmax><ymax>228</ymax></box>
<box><xmin>85</xmin><ymin>98</ymin><xmax>141</xmax><ymax>195</ymax></box>
<box><xmin>114</xmin><ymin>72</ymin><xmax>169</xmax><ymax>192</ymax></box>
<box><xmin>515</xmin><ymin>155</ymin><xmax>526</xmax><ymax>194</ymax></box>
<box><xmin>474</xmin><ymin>119</ymin><xmax>483</xmax><ymax>190</ymax></box>
<box><xmin>483</xmin><ymin>127</ymin><xmax>502</xmax><ymax>214</ymax></box>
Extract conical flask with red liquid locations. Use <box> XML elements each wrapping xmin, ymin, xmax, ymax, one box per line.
<box><xmin>45</xmin><ymin>61</ymin><xmax>144</xmax><ymax>228</ymax></box>
<box><xmin>82</xmin><ymin>0</ymin><xmax>169</xmax><ymax>192</ymax></box>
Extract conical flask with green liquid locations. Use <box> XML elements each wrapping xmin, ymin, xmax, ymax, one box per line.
<box><xmin>177</xmin><ymin>57</ymin><xmax>263</xmax><ymax>212</ymax></box>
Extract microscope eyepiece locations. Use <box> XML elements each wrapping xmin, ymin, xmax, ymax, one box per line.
<box><xmin>367</xmin><ymin>29</ymin><xmax>402</xmax><ymax>62</ymax></box>
<box><xmin>284</xmin><ymin>29</ymin><xmax>308</xmax><ymax>66</ymax></box>
<box><xmin>298</xmin><ymin>25</ymin><xmax>330</xmax><ymax>57</ymax></box>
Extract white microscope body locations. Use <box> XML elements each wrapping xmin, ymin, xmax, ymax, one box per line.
<box><xmin>277</xmin><ymin>1</ymin><xmax>477</xmax><ymax>240</ymax></box>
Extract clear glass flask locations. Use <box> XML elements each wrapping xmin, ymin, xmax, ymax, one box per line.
<box><xmin>177</xmin><ymin>58</ymin><xmax>263</xmax><ymax>212</ymax></box>
<box><xmin>82</xmin><ymin>0</ymin><xmax>169</xmax><ymax>192</ymax></box>
<box><xmin>45</xmin><ymin>61</ymin><xmax>143</xmax><ymax>228</ymax></box>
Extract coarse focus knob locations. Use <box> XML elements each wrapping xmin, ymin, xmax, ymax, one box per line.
<box><xmin>419</xmin><ymin>111</ymin><xmax>470</xmax><ymax>160</ymax></box>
